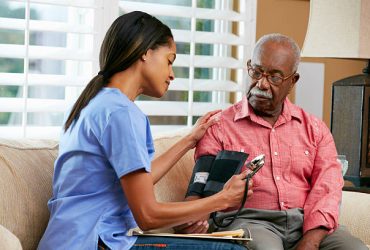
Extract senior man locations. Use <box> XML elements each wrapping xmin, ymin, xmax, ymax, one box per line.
<box><xmin>179</xmin><ymin>33</ymin><xmax>368</xmax><ymax>250</ymax></box>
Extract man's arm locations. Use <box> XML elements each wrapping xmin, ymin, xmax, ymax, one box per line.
<box><xmin>301</xmin><ymin>118</ymin><xmax>343</xmax><ymax>246</ymax></box>
<box><xmin>295</xmin><ymin>227</ymin><xmax>328</xmax><ymax>250</ymax></box>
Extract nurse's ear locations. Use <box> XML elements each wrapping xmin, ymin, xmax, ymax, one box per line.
<box><xmin>141</xmin><ymin>51</ymin><xmax>149</xmax><ymax>62</ymax></box>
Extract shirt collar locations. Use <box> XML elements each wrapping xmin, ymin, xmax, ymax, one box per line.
<box><xmin>234</xmin><ymin>96</ymin><xmax>302</xmax><ymax>123</ymax></box>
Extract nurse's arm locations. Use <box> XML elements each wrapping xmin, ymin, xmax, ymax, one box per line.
<box><xmin>150</xmin><ymin>134</ymin><xmax>194</xmax><ymax>183</ymax></box>
<box><xmin>150</xmin><ymin>110</ymin><xmax>220</xmax><ymax>183</ymax></box>
<box><xmin>120</xmin><ymin>168</ymin><xmax>247</xmax><ymax>231</ymax></box>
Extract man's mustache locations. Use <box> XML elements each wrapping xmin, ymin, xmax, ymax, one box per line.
<box><xmin>249</xmin><ymin>87</ymin><xmax>273</xmax><ymax>99</ymax></box>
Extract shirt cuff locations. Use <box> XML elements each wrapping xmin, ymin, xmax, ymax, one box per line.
<box><xmin>303</xmin><ymin>211</ymin><xmax>338</xmax><ymax>234</ymax></box>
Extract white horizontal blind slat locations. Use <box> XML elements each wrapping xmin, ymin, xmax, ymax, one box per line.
<box><xmin>0</xmin><ymin>73</ymin><xmax>89</xmax><ymax>86</ymax></box>
<box><xmin>8</xmin><ymin>0</ymin><xmax>99</xmax><ymax>8</ymax></box>
<box><xmin>169</xmin><ymin>78</ymin><xmax>243</xmax><ymax>92</ymax></box>
<box><xmin>0</xmin><ymin>98</ymin><xmax>67</xmax><ymax>112</ymax></box>
<box><xmin>192</xmin><ymin>102</ymin><xmax>232</xmax><ymax>116</ymax></box>
<box><xmin>136</xmin><ymin>101</ymin><xmax>188</xmax><ymax>116</ymax></box>
<box><xmin>29</xmin><ymin>19</ymin><xmax>95</xmax><ymax>34</ymax></box>
<box><xmin>0</xmin><ymin>98</ymin><xmax>23</xmax><ymax>112</ymax></box>
<box><xmin>174</xmin><ymin>55</ymin><xmax>243</xmax><ymax>68</ymax></box>
<box><xmin>0</xmin><ymin>17</ymin><xmax>25</xmax><ymax>30</ymax></box>
<box><xmin>172</xmin><ymin>30</ymin><xmax>247</xmax><ymax>45</ymax></box>
<box><xmin>0</xmin><ymin>44</ymin><xmax>94</xmax><ymax>61</ymax></box>
<box><xmin>0</xmin><ymin>18</ymin><xmax>95</xmax><ymax>34</ymax></box>
<box><xmin>119</xmin><ymin>1</ymin><xmax>247</xmax><ymax>21</ymax></box>
<box><xmin>136</xmin><ymin>101</ymin><xmax>233</xmax><ymax>117</ymax></box>
<box><xmin>191</xmin><ymin>79</ymin><xmax>243</xmax><ymax>92</ymax></box>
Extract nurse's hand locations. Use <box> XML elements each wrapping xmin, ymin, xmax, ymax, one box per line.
<box><xmin>187</xmin><ymin>110</ymin><xmax>221</xmax><ymax>148</ymax></box>
<box><xmin>174</xmin><ymin>219</ymin><xmax>209</xmax><ymax>234</ymax></box>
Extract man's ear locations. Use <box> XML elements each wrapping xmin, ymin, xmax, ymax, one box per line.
<box><xmin>292</xmin><ymin>73</ymin><xmax>300</xmax><ymax>83</ymax></box>
<box><xmin>288</xmin><ymin>73</ymin><xmax>300</xmax><ymax>93</ymax></box>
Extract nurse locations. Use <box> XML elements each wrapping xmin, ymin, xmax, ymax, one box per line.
<box><xmin>38</xmin><ymin>11</ymin><xmax>249</xmax><ymax>250</ymax></box>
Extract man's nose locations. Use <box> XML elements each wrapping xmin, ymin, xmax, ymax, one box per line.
<box><xmin>256</xmin><ymin>76</ymin><xmax>269</xmax><ymax>90</ymax></box>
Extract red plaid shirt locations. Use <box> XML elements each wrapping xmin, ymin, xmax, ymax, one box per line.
<box><xmin>195</xmin><ymin>97</ymin><xmax>343</xmax><ymax>234</ymax></box>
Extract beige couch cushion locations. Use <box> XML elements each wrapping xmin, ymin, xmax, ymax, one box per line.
<box><xmin>340</xmin><ymin>191</ymin><xmax>370</xmax><ymax>246</ymax></box>
<box><xmin>0</xmin><ymin>139</ymin><xmax>58</xmax><ymax>250</ymax></box>
<box><xmin>153</xmin><ymin>132</ymin><xmax>194</xmax><ymax>202</ymax></box>
<box><xmin>150</xmin><ymin>132</ymin><xmax>195</xmax><ymax>233</ymax></box>
<box><xmin>0</xmin><ymin>224</ymin><xmax>22</xmax><ymax>250</ymax></box>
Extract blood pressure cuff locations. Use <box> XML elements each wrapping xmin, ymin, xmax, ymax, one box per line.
<box><xmin>186</xmin><ymin>150</ymin><xmax>249</xmax><ymax>198</ymax></box>
<box><xmin>186</xmin><ymin>155</ymin><xmax>215</xmax><ymax>197</ymax></box>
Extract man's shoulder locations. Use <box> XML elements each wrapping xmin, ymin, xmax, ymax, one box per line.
<box><xmin>288</xmin><ymin>100</ymin><xmax>325</xmax><ymax>126</ymax></box>
<box><xmin>288</xmin><ymin>101</ymin><xmax>330</xmax><ymax>144</ymax></box>
<box><xmin>219</xmin><ymin>99</ymin><xmax>244</xmax><ymax>120</ymax></box>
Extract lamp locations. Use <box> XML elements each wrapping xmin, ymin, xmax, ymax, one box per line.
<box><xmin>301</xmin><ymin>0</ymin><xmax>370</xmax><ymax>187</ymax></box>
<box><xmin>301</xmin><ymin>0</ymin><xmax>370</xmax><ymax>68</ymax></box>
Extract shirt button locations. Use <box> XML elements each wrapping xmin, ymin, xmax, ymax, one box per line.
<box><xmin>281</xmin><ymin>202</ymin><xmax>285</xmax><ymax>206</ymax></box>
<box><xmin>274</xmin><ymin>152</ymin><xmax>278</xmax><ymax>156</ymax></box>
<box><xmin>276</xmin><ymin>176</ymin><xmax>280</xmax><ymax>181</ymax></box>
<box><xmin>304</xmin><ymin>150</ymin><xmax>309</xmax><ymax>155</ymax></box>
<box><xmin>272</xmin><ymin>128</ymin><xmax>275</xmax><ymax>132</ymax></box>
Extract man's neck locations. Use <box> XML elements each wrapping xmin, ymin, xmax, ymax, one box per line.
<box><xmin>253</xmin><ymin>104</ymin><xmax>283</xmax><ymax>127</ymax></box>
<box><xmin>262</xmin><ymin>115</ymin><xmax>279</xmax><ymax>126</ymax></box>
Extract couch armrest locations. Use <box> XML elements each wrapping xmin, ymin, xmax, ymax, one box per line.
<box><xmin>0</xmin><ymin>224</ymin><xmax>22</xmax><ymax>250</ymax></box>
<box><xmin>339</xmin><ymin>191</ymin><xmax>370</xmax><ymax>246</ymax></box>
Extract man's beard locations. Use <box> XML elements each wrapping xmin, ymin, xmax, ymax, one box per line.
<box><xmin>247</xmin><ymin>86</ymin><xmax>276</xmax><ymax>117</ymax></box>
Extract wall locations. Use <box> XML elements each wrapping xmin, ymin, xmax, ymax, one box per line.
<box><xmin>256</xmin><ymin>0</ymin><xmax>367</xmax><ymax>126</ymax></box>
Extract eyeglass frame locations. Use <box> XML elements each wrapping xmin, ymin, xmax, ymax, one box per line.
<box><xmin>246</xmin><ymin>59</ymin><xmax>296</xmax><ymax>86</ymax></box>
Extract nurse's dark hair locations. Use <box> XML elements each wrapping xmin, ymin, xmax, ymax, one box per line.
<box><xmin>64</xmin><ymin>11</ymin><xmax>173</xmax><ymax>131</ymax></box>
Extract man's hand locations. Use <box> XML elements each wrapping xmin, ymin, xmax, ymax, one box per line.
<box><xmin>295</xmin><ymin>227</ymin><xmax>328</xmax><ymax>250</ymax></box>
<box><xmin>174</xmin><ymin>219</ymin><xmax>209</xmax><ymax>234</ymax></box>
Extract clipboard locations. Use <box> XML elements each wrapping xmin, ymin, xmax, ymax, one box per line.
<box><xmin>127</xmin><ymin>227</ymin><xmax>252</xmax><ymax>242</ymax></box>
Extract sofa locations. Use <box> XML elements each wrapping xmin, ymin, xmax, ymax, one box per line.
<box><xmin>1</xmin><ymin>131</ymin><xmax>369</xmax><ymax>250</ymax></box>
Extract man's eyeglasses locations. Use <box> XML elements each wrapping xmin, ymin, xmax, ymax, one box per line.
<box><xmin>247</xmin><ymin>59</ymin><xmax>296</xmax><ymax>85</ymax></box>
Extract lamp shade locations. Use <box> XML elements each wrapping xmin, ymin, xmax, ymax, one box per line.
<box><xmin>301</xmin><ymin>0</ymin><xmax>370</xmax><ymax>59</ymax></box>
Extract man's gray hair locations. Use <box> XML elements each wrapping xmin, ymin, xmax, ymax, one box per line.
<box><xmin>252</xmin><ymin>33</ymin><xmax>301</xmax><ymax>71</ymax></box>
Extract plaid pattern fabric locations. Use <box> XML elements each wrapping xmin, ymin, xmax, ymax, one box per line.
<box><xmin>195</xmin><ymin>97</ymin><xmax>344</xmax><ymax>234</ymax></box>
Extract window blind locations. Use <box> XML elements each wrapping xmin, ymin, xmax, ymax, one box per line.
<box><xmin>0</xmin><ymin>0</ymin><xmax>104</xmax><ymax>138</ymax></box>
<box><xmin>119</xmin><ymin>0</ymin><xmax>256</xmax><ymax>132</ymax></box>
<box><xmin>0</xmin><ymin>0</ymin><xmax>256</xmax><ymax>138</ymax></box>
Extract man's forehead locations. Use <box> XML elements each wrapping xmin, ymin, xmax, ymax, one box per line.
<box><xmin>252</xmin><ymin>47</ymin><xmax>295</xmax><ymax>72</ymax></box>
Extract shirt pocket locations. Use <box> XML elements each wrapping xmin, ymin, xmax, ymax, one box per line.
<box><xmin>287</xmin><ymin>145</ymin><xmax>315</xmax><ymax>187</ymax></box>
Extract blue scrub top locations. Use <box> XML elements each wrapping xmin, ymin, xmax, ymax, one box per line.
<box><xmin>38</xmin><ymin>88</ymin><xmax>155</xmax><ymax>250</ymax></box>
